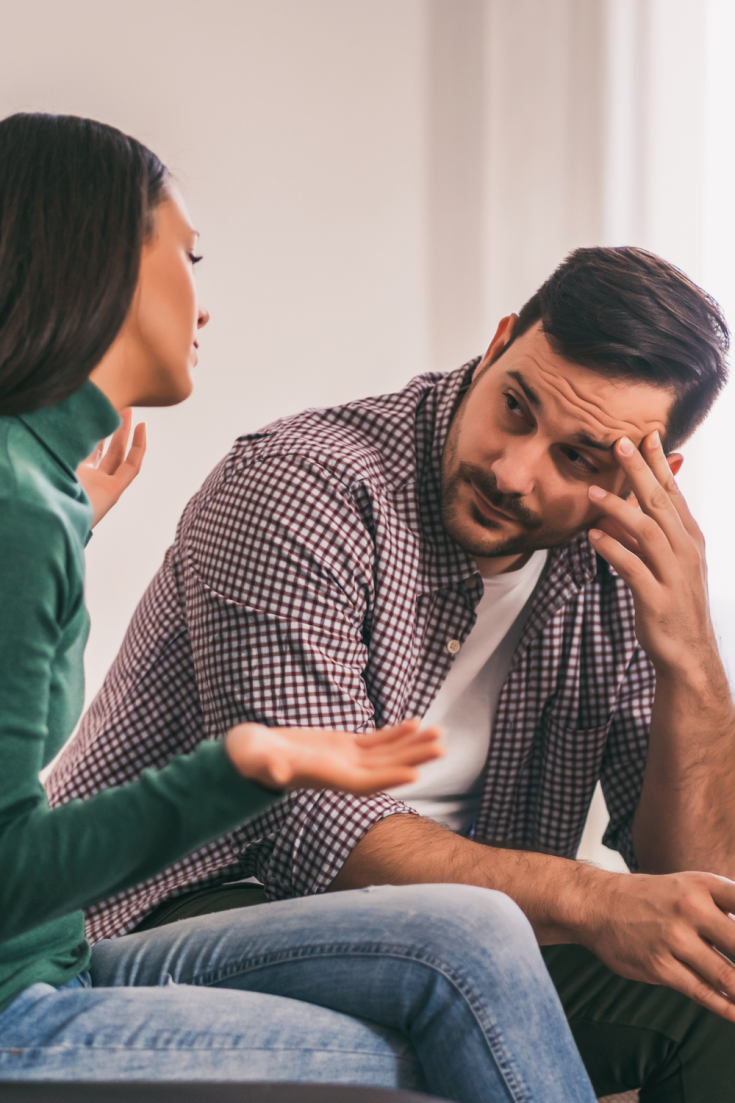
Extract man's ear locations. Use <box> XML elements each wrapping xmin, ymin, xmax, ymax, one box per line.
<box><xmin>475</xmin><ymin>313</ymin><xmax>518</xmax><ymax>377</ymax></box>
<box><xmin>667</xmin><ymin>453</ymin><xmax>684</xmax><ymax>477</ymax></box>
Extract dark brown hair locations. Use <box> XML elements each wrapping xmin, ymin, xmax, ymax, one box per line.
<box><xmin>0</xmin><ymin>113</ymin><xmax>169</xmax><ymax>415</ymax></box>
<box><xmin>505</xmin><ymin>246</ymin><xmax>729</xmax><ymax>449</ymax></box>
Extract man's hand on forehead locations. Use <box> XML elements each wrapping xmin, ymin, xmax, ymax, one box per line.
<box><xmin>585</xmin><ymin>430</ymin><xmax>713</xmax><ymax>675</ymax></box>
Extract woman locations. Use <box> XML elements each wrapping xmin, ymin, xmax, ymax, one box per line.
<box><xmin>0</xmin><ymin>113</ymin><xmax>596</xmax><ymax>1102</ymax></box>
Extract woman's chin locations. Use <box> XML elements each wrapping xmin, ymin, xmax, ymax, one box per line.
<box><xmin>135</xmin><ymin>369</ymin><xmax>195</xmax><ymax>408</ymax></box>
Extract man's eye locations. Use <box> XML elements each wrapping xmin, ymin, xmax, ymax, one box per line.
<box><xmin>505</xmin><ymin>393</ymin><xmax>523</xmax><ymax>414</ymax></box>
<box><xmin>565</xmin><ymin>447</ymin><xmax>596</xmax><ymax>473</ymax></box>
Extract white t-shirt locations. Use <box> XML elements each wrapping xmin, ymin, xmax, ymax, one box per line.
<box><xmin>387</xmin><ymin>549</ymin><xmax>548</xmax><ymax>833</ymax></box>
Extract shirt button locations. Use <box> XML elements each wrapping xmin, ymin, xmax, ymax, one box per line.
<box><xmin>447</xmin><ymin>639</ymin><xmax>461</xmax><ymax>655</ymax></box>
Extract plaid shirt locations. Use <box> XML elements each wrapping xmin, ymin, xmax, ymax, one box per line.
<box><xmin>48</xmin><ymin>362</ymin><xmax>654</xmax><ymax>942</ymax></box>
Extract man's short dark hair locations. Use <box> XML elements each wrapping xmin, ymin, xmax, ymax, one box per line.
<box><xmin>507</xmin><ymin>246</ymin><xmax>729</xmax><ymax>450</ymax></box>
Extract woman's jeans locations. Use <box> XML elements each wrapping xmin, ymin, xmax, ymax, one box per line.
<box><xmin>0</xmin><ymin>884</ymin><xmax>596</xmax><ymax>1103</ymax></box>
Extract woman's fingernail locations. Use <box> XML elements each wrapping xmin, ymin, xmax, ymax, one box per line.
<box><xmin>589</xmin><ymin>485</ymin><xmax>606</xmax><ymax>501</ymax></box>
<box><xmin>588</xmin><ymin>529</ymin><xmax>603</xmax><ymax>541</ymax></box>
<box><xmin>618</xmin><ymin>437</ymin><xmax>634</xmax><ymax>456</ymax></box>
<box><xmin>651</xmin><ymin>430</ymin><xmax>661</xmax><ymax>448</ymax></box>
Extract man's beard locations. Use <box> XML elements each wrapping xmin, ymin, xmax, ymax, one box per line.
<box><xmin>441</xmin><ymin>440</ymin><xmax>579</xmax><ymax>559</ymax></box>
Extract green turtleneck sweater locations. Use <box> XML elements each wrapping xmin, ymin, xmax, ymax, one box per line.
<box><xmin>0</xmin><ymin>381</ymin><xmax>280</xmax><ymax>1014</ymax></box>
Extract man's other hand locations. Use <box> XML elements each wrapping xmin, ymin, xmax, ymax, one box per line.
<box><xmin>584</xmin><ymin>869</ymin><xmax>735</xmax><ymax>1022</ymax></box>
<box><xmin>328</xmin><ymin>813</ymin><xmax>735</xmax><ymax>1022</ymax></box>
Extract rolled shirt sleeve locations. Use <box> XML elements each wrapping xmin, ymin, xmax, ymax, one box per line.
<box><xmin>185</xmin><ymin>453</ymin><xmax>416</xmax><ymax>899</ymax></box>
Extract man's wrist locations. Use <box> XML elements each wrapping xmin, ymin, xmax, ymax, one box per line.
<box><xmin>472</xmin><ymin>841</ymin><xmax>618</xmax><ymax>944</ymax></box>
<box><xmin>527</xmin><ymin>861</ymin><xmax>618</xmax><ymax>945</ymax></box>
<box><xmin>653</xmin><ymin>649</ymin><xmax>731</xmax><ymax>705</ymax></box>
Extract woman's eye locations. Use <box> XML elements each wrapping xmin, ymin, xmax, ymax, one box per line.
<box><xmin>188</xmin><ymin>253</ymin><xmax>203</xmax><ymax>265</ymax></box>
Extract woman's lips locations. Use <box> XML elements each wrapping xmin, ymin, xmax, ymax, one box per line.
<box><xmin>470</xmin><ymin>481</ymin><xmax>516</xmax><ymax>524</ymax></box>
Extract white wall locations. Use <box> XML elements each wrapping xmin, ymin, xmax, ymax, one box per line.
<box><xmin>0</xmin><ymin>0</ymin><xmax>436</xmax><ymax>699</ymax></box>
<box><xmin>4</xmin><ymin>0</ymin><xmax>723</xmax><ymax>871</ymax></box>
<box><xmin>2</xmin><ymin>0</ymin><xmax>612</xmax><ymax>705</ymax></box>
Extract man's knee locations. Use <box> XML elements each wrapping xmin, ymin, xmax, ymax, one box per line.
<box><xmin>371</xmin><ymin>882</ymin><xmax>537</xmax><ymax>956</ymax></box>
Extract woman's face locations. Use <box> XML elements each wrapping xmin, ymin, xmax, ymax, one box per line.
<box><xmin>91</xmin><ymin>184</ymin><xmax>209</xmax><ymax>408</ymax></box>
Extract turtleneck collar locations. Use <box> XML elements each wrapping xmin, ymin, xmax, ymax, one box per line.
<box><xmin>17</xmin><ymin>380</ymin><xmax>121</xmax><ymax>476</ymax></box>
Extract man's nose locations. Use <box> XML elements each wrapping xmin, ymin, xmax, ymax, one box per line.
<box><xmin>491</xmin><ymin>444</ymin><xmax>538</xmax><ymax>498</ymax></box>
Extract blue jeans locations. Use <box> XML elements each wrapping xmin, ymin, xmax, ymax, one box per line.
<box><xmin>0</xmin><ymin>884</ymin><xmax>595</xmax><ymax>1102</ymax></box>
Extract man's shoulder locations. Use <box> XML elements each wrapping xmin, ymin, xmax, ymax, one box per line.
<box><xmin>226</xmin><ymin>370</ymin><xmax>446</xmax><ymax>490</ymax></box>
<box><xmin>175</xmin><ymin>362</ymin><xmax>469</xmax><ymax>545</ymax></box>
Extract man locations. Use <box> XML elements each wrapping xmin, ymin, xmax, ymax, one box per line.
<box><xmin>50</xmin><ymin>246</ymin><xmax>735</xmax><ymax>1099</ymax></box>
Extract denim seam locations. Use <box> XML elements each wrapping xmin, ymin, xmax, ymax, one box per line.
<box><xmin>190</xmin><ymin>940</ymin><xmax>532</xmax><ymax>1103</ymax></box>
<box><xmin>0</xmin><ymin>1043</ymin><xmax>420</xmax><ymax>1059</ymax></box>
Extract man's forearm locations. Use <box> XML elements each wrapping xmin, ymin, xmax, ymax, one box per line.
<box><xmin>328</xmin><ymin>813</ymin><xmax>614</xmax><ymax>944</ymax></box>
<box><xmin>632</xmin><ymin>659</ymin><xmax>735</xmax><ymax>876</ymax></box>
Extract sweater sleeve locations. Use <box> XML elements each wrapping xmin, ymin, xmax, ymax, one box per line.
<box><xmin>0</xmin><ymin>501</ymin><xmax>280</xmax><ymax>943</ymax></box>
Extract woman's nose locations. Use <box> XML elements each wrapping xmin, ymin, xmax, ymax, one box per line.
<box><xmin>197</xmin><ymin>305</ymin><xmax>211</xmax><ymax>329</ymax></box>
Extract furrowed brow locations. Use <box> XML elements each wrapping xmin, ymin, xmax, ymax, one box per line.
<box><xmin>507</xmin><ymin>370</ymin><xmax>542</xmax><ymax>408</ymax></box>
<box><xmin>570</xmin><ymin>432</ymin><xmax>616</xmax><ymax>453</ymax></box>
<box><xmin>507</xmin><ymin>369</ymin><xmax>618</xmax><ymax>453</ymax></box>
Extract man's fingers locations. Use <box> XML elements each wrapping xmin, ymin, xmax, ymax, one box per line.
<box><xmin>612</xmin><ymin>435</ymin><xmax>689</xmax><ymax>552</ymax></box>
<box><xmin>640</xmin><ymin>432</ymin><xmax>700</xmax><ymax>540</ymax></box>
<box><xmin>596</xmin><ymin>515</ymin><xmax>643</xmax><ymax>558</ymax></box>
<box><xmin>660</xmin><ymin>957</ymin><xmax>735</xmax><ymax>1021</ymax></box>
<box><xmin>588</xmin><ymin>527</ymin><xmax>656</xmax><ymax>590</ymax></box>
<box><xmin>590</xmin><ymin>484</ymin><xmax>677</xmax><ymax>575</ymax></box>
<box><xmin>677</xmin><ymin>936</ymin><xmax>735</xmax><ymax>1002</ymax></box>
<box><xmin>710</xmin><ymin>875</ymin><xmax>735</xmax><ymax>915</ymax></box>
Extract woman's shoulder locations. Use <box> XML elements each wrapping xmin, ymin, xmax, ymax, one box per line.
<box><xmin>1</xmin><ymin>414</ymin><xmax>81</xmax><ymax>515</ymax></box>
<box><xmin>0</xmin><ymin>420</ymin><xmax>77</xmax><ymax>557</ymax></box>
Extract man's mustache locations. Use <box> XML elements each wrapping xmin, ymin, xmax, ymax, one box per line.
<box><xmin>459</xmin><ymin>463</ymin><xmax>543</xmax><ymax>530</ymax></box>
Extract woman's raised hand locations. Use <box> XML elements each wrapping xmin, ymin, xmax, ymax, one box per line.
<box><xmin>224</xmin><ymin>719</ymin><xmax>443</xmax><ymax>795</ymax></box>
<box><xmin>76</xmin><ymin>409</ymin><xmax>147</xmax><ymax>528</ymax></box>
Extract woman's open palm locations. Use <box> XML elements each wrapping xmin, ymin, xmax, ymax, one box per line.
<box><xmin>76</xmin><ymin>409</ymin><xmax>147</xmax><ymax>527</ymax></box>
<box><xmin>225</xmin><ymin>719</ymin><xmax>443</xmax><ymax>795</ymax></box>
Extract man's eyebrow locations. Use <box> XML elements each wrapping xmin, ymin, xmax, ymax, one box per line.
<box><xmin>507</xmin><ymin>370</ymin><xmax>617</xmax><ymax>454</ymax></box>
<box><xmin>507</xmin><ymin>370</ymin><xmax>542</xmax><ymax>408</ymax></box>
<box><xmin>570</xmin><ymin>432</ymin><xmax>616</xmax><ymax>453</ymax></box>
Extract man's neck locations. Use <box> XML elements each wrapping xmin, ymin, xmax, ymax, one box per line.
<box><xmin>474</xmin><ymin>550</ymin><xmax>534</xmax><ymax>578</ymax></box>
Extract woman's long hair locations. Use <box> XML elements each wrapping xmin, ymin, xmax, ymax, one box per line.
<box><xmin>0</xmin><ymin>113</ymin><xmax>168</xmax><ymax>415</ymax></box>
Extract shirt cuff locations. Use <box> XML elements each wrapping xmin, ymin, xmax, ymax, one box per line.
<box><xmin>255</xmin><ymin>789</ymin><xmax>417</xmax><ymax>899</ymax></box>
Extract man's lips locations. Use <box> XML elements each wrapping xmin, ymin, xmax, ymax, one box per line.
<box><xmin>470</xmin><ymin>481</ymin><xmax>518</xmax><ymax>524</ymax></box>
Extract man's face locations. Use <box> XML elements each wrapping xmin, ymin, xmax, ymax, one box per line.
<box><xmin>441</xmin><ymin>318</ymin><xmax>674</xmax><ymax>560</ymax></box>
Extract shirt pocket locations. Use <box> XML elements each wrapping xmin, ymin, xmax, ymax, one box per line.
<box><xmin>532</xmin><ymin>709</ymin><xmax>613</xmax><ymax>857</ymax></box>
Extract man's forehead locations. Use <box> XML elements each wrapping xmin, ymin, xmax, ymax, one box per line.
<box><xmin>498</xmin><ymin>329</ymin><xmax>672</xmax><ymax>446</ymax></box>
